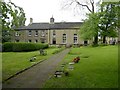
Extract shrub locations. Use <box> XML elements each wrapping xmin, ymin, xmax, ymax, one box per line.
<box><xmin>2</xmin><ymin>42</ymin><xmax>48</xmax><ymax>52</ymax></box>
<box><xmin>73</xmin><ymin>44</ymin><xmax>82</xmax><ymax>48</ymax></box>
<box><xmin>2</xmin><ymin>42</ymin><xmax>14</xmax><ymax>52</ymax></box>
<box><xmin>99</xmin><ymin>43</ymin><xmax>108</xmax><ymax>46</ymax></box>
<box><xmin>92</xmin><ymin>44</ymin><xmax>99</xmax><ymax>47</ymax></box>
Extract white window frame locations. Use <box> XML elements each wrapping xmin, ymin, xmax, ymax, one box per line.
<box><xmin>35</xmin><ymin>30</ymin><xmax>38</xmax><ymax>36</ymax></box>
<box><xmin>28</xmin><ymin>30</ymin><xmax>32</xmax><ymax>36</ymax></box>
<box><xmin>41</xmin><ymin>30</ymin><xmax>45</xmax><ymax>37</ymax></box>
<box><xmin>73</xmin><ymin>34</ymin><xmax>78</xmax><ymax>44</ymax></box>
<box><xmin>62</xmin><ymin>34</ymin><xmax>67</xmax><ymax>44</ymax></box>
<box><xmin>15</xmin><ymin>32</ymin><xmax>20</xmax><ymax>36</ymax></box>
<box><xmin>52</xmin><ymin>30</ymin><xmax>56</xmax><ymax>37</ymax></box>
<box><xmin>35</xmin><ymin>39</ymin><xmax>38</xmax><ymax>43</ymax></box>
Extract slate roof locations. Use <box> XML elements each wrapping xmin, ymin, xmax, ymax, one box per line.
<box><xmin>15</xmin><ymin>22</ymin><xmax>83</xmax><ymax>30</ymax></box>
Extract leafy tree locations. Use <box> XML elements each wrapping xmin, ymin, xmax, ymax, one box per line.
<box><xmin>62</xmin><ymin>0</ymin><xmax>101</xmax><ymax>45</ymax></box>
<box><xmin>80</xmin><ymin>13</ymin><xmax>99</xmax><ymax>44</ymax></box>
<box><xmin>80</xmin><ymin>1</ymin><xmax>119</xmax><ymax>45</ymax></box>
<box><xmin>98</xmin><ymin>2</ymin><xmax>119</xmax><ymax>44</ymax></box>
<box><xmin>0</xmin><ymin>1</ymin><xmax>26</xmax><ymax>43</ymax></box>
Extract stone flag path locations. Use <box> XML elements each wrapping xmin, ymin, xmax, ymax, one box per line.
<box><xmin>3</xmin><ymin>48</ymin><xmax>70</xmax><ymax>88</ymax></box>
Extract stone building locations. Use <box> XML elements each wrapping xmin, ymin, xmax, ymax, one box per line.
<box><xmin>12</xmin><ymin>17</ymin><xmax>89</xmax><ymax>45</ymax></box>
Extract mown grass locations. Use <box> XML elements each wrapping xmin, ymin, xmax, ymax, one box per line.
<box><xmin>43</xmin><ymin>45</ymin><xmax>118</xmax><ymax>88</ymax></box>
<box><xmin>2</xmin><ymin>47</ymin><xmax>63</xmax><ymax>81</ymax></box>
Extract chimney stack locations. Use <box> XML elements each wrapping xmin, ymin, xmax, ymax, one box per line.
<box><xmin>30</xmin><ymin>18</ymin><xmax>33</xmax><ymax>24</ymax></box>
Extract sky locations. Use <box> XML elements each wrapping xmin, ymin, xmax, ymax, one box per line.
<box><xmin>4</xmin><ymin>0</ymin><xmax>97</xmax><ymax>25</ymax></box>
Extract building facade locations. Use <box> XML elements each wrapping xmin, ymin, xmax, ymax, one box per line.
<box><xmin>12</xmin><ymin>17</ymin><xmax>90</xmax><ymax>45</ymax></box>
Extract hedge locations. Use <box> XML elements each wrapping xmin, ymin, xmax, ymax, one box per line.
<box><xmin>2</xmin><ymin>42</ymin><xmax>48</xmax><ymax>52</ymax></box>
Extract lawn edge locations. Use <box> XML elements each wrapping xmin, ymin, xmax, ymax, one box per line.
<box><xmin>2</xmin><ymin>59</ymin><xmax>46</xmax><ymax>83</ymax></box>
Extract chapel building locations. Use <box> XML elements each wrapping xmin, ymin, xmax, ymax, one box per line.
<box><xmin>12</xmin><ymin>17</ymin><xmax>91</xmax><ymax>45</ymax></box>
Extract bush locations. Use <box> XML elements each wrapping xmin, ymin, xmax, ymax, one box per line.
<box><xmin>91</xmin><ymin>44</ymin><xmax>99</xmax><ymax>47</ymax></box>
<box><xmin>2</xmin><ymin>42</ymin><xmax>14</xmax><ymax>52</ymax></box>
<box><xmin>99</xmin><ymin>43</ymin><xmax>108</xmax><ymax>46</ymax></box>
<box><xmin>2</xmin><ymin>42</ymin><xmax>48</xmax><ymax>52</ymax></box>
<box><xmin>73</xmin><ymin>44</ymin><xmax>83</xmax><ymax>48</ymax></box>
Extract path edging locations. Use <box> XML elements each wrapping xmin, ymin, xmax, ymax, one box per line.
<box><xmin>3</xmin><ymin>59</ymin><xmax>46</xmax><ymax>83</ymax></box>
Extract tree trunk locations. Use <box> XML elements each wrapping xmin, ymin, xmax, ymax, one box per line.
<box><xmin>103</xmin><ymin>36</ymin><xmax>106</xmax><ymax>44</ymax></box>
<box><xmin>94</xmin><ymin>35</ymin><xmax>98</xmax><ymax>45</ymax></box>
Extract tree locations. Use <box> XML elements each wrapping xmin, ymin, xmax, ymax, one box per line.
<box><xmin>62</xmin><ymin>0</ymin><xmax>97</xmax><ymax>13</ymax></box>
<box><xmin>98</xmin><ymin>2</ymin><xmax>119</xmax><ymax>44</ymax></box>
<box><xmin>76</xmin><ymin>1</ymin><xmax>119</xmax><ymax>45</ymax></box>
<box><xmin>80</xmin><ymin>13</ymin><xmax>99</xmax><ymax>44</ymax></box>
<box><xmin>0</xmin><ymin>1</ymin><xmax>26</xmax><ymax>43</ymax></box>
<box><xmin>62</xmin><ymin>0</ymin><xmax>101</xmax><ymax>45</ymax></box>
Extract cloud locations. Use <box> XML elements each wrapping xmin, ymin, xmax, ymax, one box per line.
<box><xmin>11</xmin><ymin>0</ymin><xmax>84</xmax><ymax>25</ymax></box>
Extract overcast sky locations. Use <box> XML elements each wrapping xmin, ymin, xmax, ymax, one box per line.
<box><xmin>5</xmin><ymin>0</ymin><xmax>94</xmax><ymax>25</ymax></box>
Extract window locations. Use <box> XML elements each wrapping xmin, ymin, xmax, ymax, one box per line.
<box><xmin>28</xmin><ymin>39</ymin><xmax>32</xmax><ymax>43</ymax></box>
<box><xmin>41</xmin><ymin>30</ymin><xmax>45</xmax><ymax>37</ymax></box>
<box><xmin>15</xmin><ymin>32</ymin><xmax>20</xmax><ymax>36</ymax></box>
<box><xmin>41</xmin><ymin>39</ymin><xmax>45</xmax><ymax>43</ymax></box>
<box><xmin>35</xmin><ymin>30</ymin><xmax>38</xmax><ymax>36</ymax></box>
<box><xmin>53</xmin><ymin>30</ymin><xmax>56</xmax><ymax>38</ymax></box>
<box><xmin>53</xmin><ymin>30</ymin><xmax>56</xmax><ymax>35</ymax></box>
<box><xmin>28</xmin><ymin>30</ymin><xmax>32</xmax><ymax>36</ymax></box>
<box><xmin>35</xmin><ymin>39</ymin><xmax>38</xmax><ymax>43</ymax></box>
<box><xmin>63</xmin><ymin>34</ymin><xmax>66</xmax><ymax>44</ymax></box>
<box><xmin>5</xmin><ymin>30</ymin><xmax>10</xmax><ymax>36</ymax></box>
<box><xmin>74</xmin><ymin>34</ymin><xmax>78</xmax><ymax>44</ymax></box>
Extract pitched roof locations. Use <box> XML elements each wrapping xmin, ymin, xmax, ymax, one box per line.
<box><xmin>15</xmin><ymin>22</ymin><xmax>83</xmax><ymax>30</ymax></box>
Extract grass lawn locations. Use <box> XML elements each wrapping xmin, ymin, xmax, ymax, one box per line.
<box><xmin>2</xmin><ymin>47</ymin><xmax>64</xmax><ymax>81</ymax></box>
<box><xmin>43</xmin><ymin>45</ymin><xmax>118</xmax><ymax>88</ymax></box>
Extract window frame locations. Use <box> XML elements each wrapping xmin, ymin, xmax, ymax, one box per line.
<box><xmin>35</xmin><ymin>39</ymin><xmax>38</xmax><ymax>43</ymax></box>
<box><xmin>35</xmin><ymin>30</ymin><xmax>38</xmax><ymax>36</ymax></box>
<box><xmin>28</xmin><ymin>30</ymin><xmax>32</xmax><ymax>36</ymax></box>
<box><xmin>73</xmin><ymin>34</ymin><xmax>78</xmax><ymax>44</ymax></box>
<box><xmin>15</xmin><ymin>32</ymin><xmax>20</xmax><ymax>37</ymax></box>
<box><xmin>62</xmin><ymin>34</ymin><xmax>67</xmax><ymax>44</ymax></box>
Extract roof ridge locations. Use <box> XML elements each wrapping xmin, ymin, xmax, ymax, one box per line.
<box><xmin>15</xmin><ymin>22</ymin><xmax>83</xmax><ymax>30</ymax></box>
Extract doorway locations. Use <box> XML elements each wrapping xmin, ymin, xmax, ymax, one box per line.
<box><xmin>52</xmin><ymin>38</ymin><xmax>56</xmax><ymax>44</ymax></box>
<box><xmin>84</xmin><ymin>41</ymin><xmax>88</xmax><ymax>46</ymax></box>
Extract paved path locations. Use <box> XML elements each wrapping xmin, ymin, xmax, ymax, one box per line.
<box><xmin>3</xmin><ymin>48</ymin><xmax>70</xmax><ymax>88</ymax></box>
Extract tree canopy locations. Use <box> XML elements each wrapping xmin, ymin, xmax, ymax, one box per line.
<box><xmin>98</xmin><ymin>2</ymin><xmax>119</xmax><ymax>43</ymax></box>
<box><xmin>63</xmin><ymin>0</ymin><xmax>101</xmax><ymax>45</ymax></box>
<box><xmin>80</xmin><ymin>1</ymin><xmax>119</xmax><ymax>44</ymax></box>
<box><xmin>80</xmin><ymin>13</ymin><xmax>99</xmax><ymax>40</ymax></box>
<box><xmin>0</xmin><ymin>1</ymin><xmax>26</xmax><ymax>43</ymax></box>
